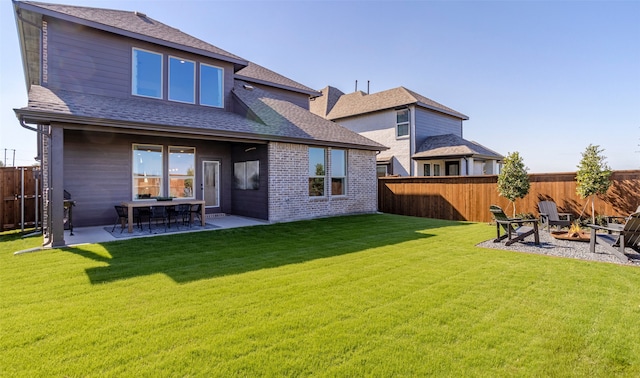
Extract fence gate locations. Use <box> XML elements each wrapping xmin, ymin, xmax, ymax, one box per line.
<box><xmin>0</xmin><ymin>167</ymin><xmax>40</xmax><ymax>232</ymax></box>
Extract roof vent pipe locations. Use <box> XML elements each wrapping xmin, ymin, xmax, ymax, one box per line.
<box><xmin>355</xmin><ymin>80</ymin><xmax>358</xmax><ymax>92</ymax></box>
<box><xmin>367</xmin><ymin>80</ymin><xmax>370</xmax><ymax>94</ymax></box>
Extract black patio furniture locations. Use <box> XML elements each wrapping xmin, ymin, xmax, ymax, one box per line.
<box><xmin>490</xmin><ymin>205</ymin><xmax>540</xmax><ymax>246</ymax></box>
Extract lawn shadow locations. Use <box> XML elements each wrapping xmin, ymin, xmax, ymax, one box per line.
<box><xmin>63</xmin><ymin>214</ymin><xmax>470</xmax><ymax>284</ymax></box>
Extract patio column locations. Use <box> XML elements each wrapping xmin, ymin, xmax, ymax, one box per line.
<box><xmin>49</xmin><ymin>125</ymin><xmax>65</xmax><ymax>247</ymax></box>
<box><xmin>467</xmin><ymin>157</ymin><xmax>474</xmax><ymax>175</ymax></box>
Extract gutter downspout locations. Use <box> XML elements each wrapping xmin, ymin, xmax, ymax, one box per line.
<box><xmin>19</xmin><ymin>115</ymin><xmax>51</xmax><ymax>246</ymax></box>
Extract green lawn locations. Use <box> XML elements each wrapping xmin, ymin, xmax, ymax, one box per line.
<box><xmin>1</xmin><ymin>214</ymin><xmax>639</xmax><ymax>377</ymax></box>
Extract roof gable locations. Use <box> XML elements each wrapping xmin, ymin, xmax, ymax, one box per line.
<box><xmin>18</xmin><ymin>1</ymin><xmax>247</xmax><ymax>69</ymax></box>
<box><xmin>325</xmin><ymin>86</ymin><xmax>468</xmax><ymax>120</ymax></box>
<box><xmin>232</xmin><ymin>82</ymin><xmax>386</xmax><ymax>150</ymax></box>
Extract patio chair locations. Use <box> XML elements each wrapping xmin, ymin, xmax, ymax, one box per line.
<box><xmin>168</xmin><ymin>204</ymin><xmax>191</xmax><ymax>229</ymax></box>
<box><xmin>490</xmin><ymin>205</ymin><xmax>540</xmax><ymax>246</ymax></box>
<box><xmin>537</xmin><ymin>201</ymin><xmax>572</xmax><ymax>231</ymax></box>
<box><xmin>149</xmin><ymin>206</ymin><xmax>168</xmax><ymax>233</ymax></box>
<box><xmin>589</xmin><ymin>212</ymin><xmax>640</xmax><ymax>263</ymax></box>
<box><xmin>187</xmin><ymin>203</ymin><xmax>202</xmax><ymax>227</ymax></box>
<box><xmin>605</xmin><ymin>205</ymin><xmax>640</xmax><ymax>226</ymax></box>
<box><xmin>111</xmin><ymin>205</ymin><xmax>128</xmax><ymax>233</ymax></box>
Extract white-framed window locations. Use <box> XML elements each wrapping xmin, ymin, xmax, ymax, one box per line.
<box><xmin>331</xmin><ymin>149</ymin><xmax>347</xmax><ymax>195</ymax></box>
<box><xmin>168</xmin><ymin>56</ymin><xmax>195</xmax><ymax>103</ymax></box>
<box><xmin>132</xmin><ymin>144</ymin><xmax>163</xmax><ymax>199</ymax></box>
<box><xmin>376</xmin><ymin>165</ymin><xmax>388</xmax><ymax>177</ymax></box>
<box><xmin>309</xmin><ymin>147</ymin><xmax>326</xmax><ymax>196</ymax></box>
<box><xmin>132</xmin><ymin>48</ymin><xmax>163</xmax><ymax>99</ymax></box>
<box><xmin>169</xmin><ymin>146</ymin><xmax>195</xmax><ymax>198</ymax></box>
<box><xmin>423</xmin><ymin>164</ymin><xmax>431</xmax><ymax>176</ymax></box>
<box><xmin>434</xmin><ymin>163</ymin><xmax>441</xmax><ymax>176</ymax></box>
<box><xmin>396</xmin><ymin>109</ymin><xmax>410</xmax><ymax>138</ymax></box>
<box><xmin>200</xmin><ymin>63</ymin><xmax>224</xmax><ymax>108</ymax></box>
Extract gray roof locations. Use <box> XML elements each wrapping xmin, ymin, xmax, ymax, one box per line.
<box><xmin>324</xmin><ymin>86</ymin><xmax>468</xmax><ymax>120</ymax></box>
<box><xmin>16</xmin><ymin>85</ymin><xmax>385</xmax><ymax>151</ymax></box>
<box><xmin>232</xmin><ymin>82</ymin><xmax>386</xmax><ymax>150</ymax></box>
<box><xmin>413</xmin><ymin>134</ymin><xmax>503</xmax><ymax>160</ymax></box>
<box><xmin>309</xmin><ymin>86</ymin><xmax>344</xmax><ymax>118</ymax></box>
<box><xmin>236</xmin><ymin>62</ymin><xmax>320</xmax><ymax>97</ymax></box>
<box><xmin>18</xmin><ymin>1</ymin><xmax>247</xmax><ymax>68</ymax></box>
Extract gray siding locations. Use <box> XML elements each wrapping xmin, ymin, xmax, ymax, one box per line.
<box><xmin>63</xmin><ymin>129</ymin><xmax>237</xmax><ymax>226</ymax></box>
<box><xmin>230</xmin><ymin>144</ymin><xmax>269</xmax><ymax>220</ymax></box>
<box><xmin>45</xmin><ymin>18</ymin><xmax>236</xmax><ymax>110</ymax></box>
<box><xmin>414</xmin><ymin>107</ymin><xmax>463</xmax><ymax>150</ymax></box>
<box><xmin>46</xmin><ymin>18</ymin><xmax>130</xmax><ymax>97</ymax></box>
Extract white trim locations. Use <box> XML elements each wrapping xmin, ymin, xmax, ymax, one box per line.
<box><xmin>200</xmin><ymin>63</ymin><xmax>224</xmax><ymax>108</ymax></box>
<box><xmin>168</xmin><ymin>146</ymin><xmax>196</xmax><ymax>198</ymax></box>
<box><xmin>309</xmin><ymin>147</ymin><xmax>327</xmax><ymax>197</ymax></box>
<box><xmin>132</xmin><ymin>143</ymin><xmax>164</xmax><ymax>200</ymax></box>
<box><xmin>168</xmin><ymin>56</ymin><xmax>196</xmax><ymax>104</ymax></box>
<box><xmin>202</xmin><ymin>160</ymin><xmax>220</xmax><ymax>208</ymax></box>
<box><xmin>131</xmin><ymin>48</ymin><xmax>163</xmax><ymax>99</ymax></box>
<box><xmin>330</xmin><ymin>148</ymin><xmax>347</xmax><ymax>196</ymax></box>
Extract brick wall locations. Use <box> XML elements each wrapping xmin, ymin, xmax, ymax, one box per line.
<box><xmin>268</xmin><ymin>142</ymin><xmax>378</xmax><ymax>222</ymax></box>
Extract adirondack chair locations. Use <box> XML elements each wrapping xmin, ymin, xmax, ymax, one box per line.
<box><xmin>589</xmin><ymin>212</ymin><xmax>640</xmax><ymax>263</ymax></box>
<box><xmin>537</xmin><ymin>201</ymin><xmax>572</xmax><ymax>231</ymax></box>
<box><xmin>605</xmin><ymin>205</ymin><xmax>640</xmax><ymax>226</ymax></box>
<box><xmin>490</xmin><ymin>205</ymin><xmax>540</xmax><ymax>246</ymax></box>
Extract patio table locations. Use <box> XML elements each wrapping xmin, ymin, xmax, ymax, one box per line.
<box><xmin>120</xmin><ymin>199</ymin><xmax>206</xmax><ymax>233</ymax></box>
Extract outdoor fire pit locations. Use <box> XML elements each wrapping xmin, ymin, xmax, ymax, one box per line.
<box><xmin>550</xmin><ymin>223</ymin><xmax>590</xmax><ymax>242</ymax></box>
<box><xmin>551</xmin><ymin>231</ymin><xmax>590</xmax><ymax>242</ymax></box>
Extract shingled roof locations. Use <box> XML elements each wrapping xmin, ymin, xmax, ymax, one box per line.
<box><xmin>322</xmin><ymin>86</ymin><xmax>468</xmax><ymax>121</ymax></box>
<box><xmin>232</xmin><ymin>82</ymin><xmax>386</xmax><ymax>150</ymax></box>
<box><xmin>236</xmin><ymin>62</ymin><xmax>320</xmax><ymax>97</ymax></box>
<box><xmin>15</xmin><ymin>85</ymin><xmax>385</xmax><ymax>151</ymax></box>
<box><xmin>413</xmin><ymin>134</ymin><xmax>503</xmax><ymax>160</ymax></box>
<box><xmin>18</xmin><ymin>1</ymin><xmax>247</xmax><ymax>68</ymax></box>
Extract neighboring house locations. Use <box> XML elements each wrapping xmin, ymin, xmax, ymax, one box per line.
<box><xmin>12</xmin><ymin>1</ymin><xmax>386</xmax><ymax>247</ymax></box>
<box><xmin>310</xmin><ymin>86</ymin><xmax>503</xmax><ymax>177</ymax></box>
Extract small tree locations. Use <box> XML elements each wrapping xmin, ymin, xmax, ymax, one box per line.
<box><xmin>497</xmin><ymin>151</ymin><xmax>530</xmax><ymax>217</ymax></box>
<box><xmin>576</xmin><ymin>144</ymin><xmax>611</xmax><ymax>224</ymax></box>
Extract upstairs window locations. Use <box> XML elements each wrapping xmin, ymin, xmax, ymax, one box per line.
<box><xmin>132</xmin><ymin>48</ymin><xmax>162</xmax><ymax>99</ymax></box>
<box><xmin>396</xmin><ymin>109</ymin><xmax>410</xmax><ymax>138</ymax></box>
<box><xmin>200</xmin><ymin>64</ymin><xmax>224</xmax><ymax>107</ymax></box>
<box><xmin>169</xmin><ymin>57</ymin><xmax>195</xmax><ymax>103</ymax></box>
<box><xmin>331</xmin><ymin>149</ymin><xmax>347</xmax><ymax>195</ymax></box>
<box><xmin>309</xmin><ymin>147</ymin><xmax>326</xmax><ymax>197</ymax></box>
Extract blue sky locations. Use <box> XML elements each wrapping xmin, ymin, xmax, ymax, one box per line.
<box><xmin>1</xmin><ymin>0</ymin><xmax>639</xmax><ymax>172</ymax></box>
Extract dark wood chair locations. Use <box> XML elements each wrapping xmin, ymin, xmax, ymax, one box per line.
<box><xmin>490</xmin><ymin>205</ymin><xmax>540</xmax><ymax>246</ymax></box>
<box><xmin>168</xmin><ymin>204</ymin><xmax>191</xmax><ymax>229</ymax></box>
<box><xmin>111</xmin><ymin>205</ymin><xmax>128</xmax><ymax>233</ymax></box>
<box><xmin>537</xmin><ymin>201</ymin><xmax>571</xmax><ymax>231</ymax></box>
<box><xmin>188</xmin><ymin>203</ymin><xmax>202</xmax><ymax>227</ymax></box>
<box><xmin>589</xmin><ymin>212</ymin><xmax>640</xmax><ymax>263</ymax></box>
<box><xmin>149</xmin><ymin>206</ymin><xmax>168</xmax><ymax>233</ymax></box>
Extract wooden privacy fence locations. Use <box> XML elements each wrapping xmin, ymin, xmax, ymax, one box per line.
<box><xmin>378</xmin><ymin>170</ymin><xmax>640</xmax><ymax>223</ymax></box>
<box><xmin>1</xmin><ymin>167</ymin><xmax>40</xmax><ymax>231</ymax></box>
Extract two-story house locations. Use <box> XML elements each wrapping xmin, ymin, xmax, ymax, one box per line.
<box><xmin>11</xmin><ymin>1</ymin><xmax>386</xmax><ymax>247</ymax></box>
<box><xmin>310</xmin><ymin>86</ymin><xmax>503</xmax><ymax>177</ymax></box>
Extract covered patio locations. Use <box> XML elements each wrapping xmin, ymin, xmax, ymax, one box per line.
<box><xmin>21</xmin><ymin>215</ymin><xmax>269</xmax><ymax>250</ymax></box>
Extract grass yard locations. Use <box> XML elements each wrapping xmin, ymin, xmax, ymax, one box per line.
<box><xmin>1</xmin><ymin>214</ymin><xmax>639</xmax><ymax>376</ymax></box>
